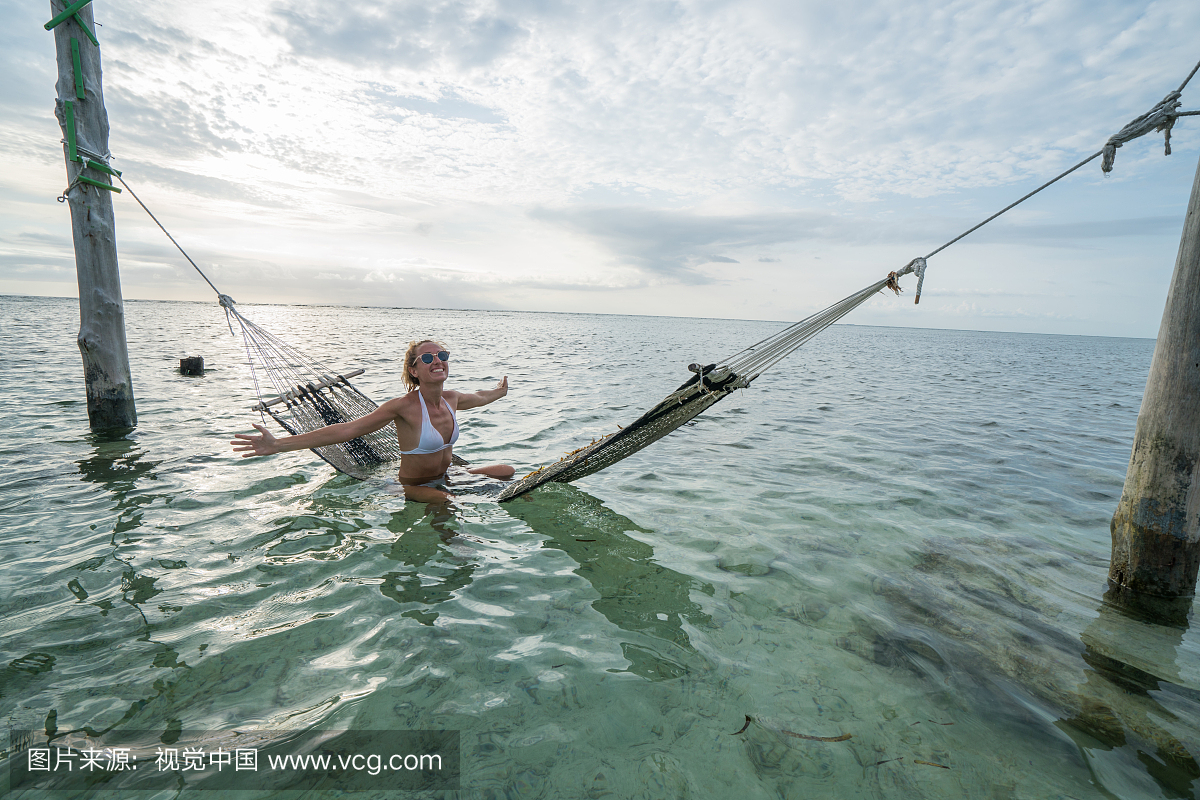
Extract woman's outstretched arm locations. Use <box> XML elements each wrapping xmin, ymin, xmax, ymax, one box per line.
<box><xmin>231</xmin><ymin>400</ymin><xmax>399</xmax><ymax>457</ymax></box>
<box><xmin>454</xmin><ymin>377</ymin><xmax>509</xmax><ymax>411</ymax></box>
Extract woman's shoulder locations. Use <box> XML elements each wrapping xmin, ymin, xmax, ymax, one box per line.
<box><xmin>384</xmin><ymin>390</ymin><xmax>420</xmax><ymax>404</ymax></box>
<box><xmin>380</xmin><ymin>391</ymin><xmax>422</xmax><ymax>416</ymax></box>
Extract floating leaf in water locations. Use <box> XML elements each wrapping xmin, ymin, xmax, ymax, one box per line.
<box><xmin>731</xmin><ymin>715</ymin><xmax>752</xmax><ymax>735</ymax></box>
<box><xmin>914</xmin><ymin>760</ymin><xmax>950</xmax><ymax>769</ymax></box>
<box><xmin>739</xmin><ymin>714</ymin><xmax>851</xmax><ymax>742</ymax></box>
<box><xmin>782</xmin><ymin>729</ymin><xmax>852</xmax><ymax>742</ymax></box>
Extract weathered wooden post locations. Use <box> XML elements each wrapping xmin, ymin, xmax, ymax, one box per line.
<box><xmin>1109</xmin><ymin>151</ymin><xmax>1200</xmax><ymax>599</ymax></box>
<box><xmin>47</xmin><ymin>0</ymin><xmax>136</xmax><ymax>430</ymax></box>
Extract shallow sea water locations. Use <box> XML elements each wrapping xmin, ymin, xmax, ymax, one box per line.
<box><xmin>2</xmin><ymin>294</ymin><xmax>1199</xmax><ymax>799</ymax></box>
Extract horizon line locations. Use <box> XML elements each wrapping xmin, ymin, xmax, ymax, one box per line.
<box><xmin>0</xmin><ymin>291</ymin><xmax>1158</xmax><ymax>342</ymax></box>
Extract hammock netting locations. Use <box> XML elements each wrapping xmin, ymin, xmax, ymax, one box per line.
<box><xmin>494</xmin><ymin>273</ymin><xmax>897</xmax><ymax>501</ymax></box>
<box><xmin>221</xmin><ymin>295</ymin><xmax>467</xmax><ymax>480</ymax></box>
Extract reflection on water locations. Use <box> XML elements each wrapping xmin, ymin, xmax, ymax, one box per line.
<box><xmin>381</xmin><ymin>507</ymin><xmax>479</xmax><ymax>626</ymax></box>
<box><xmin>77</xmin><ymin>433</ymin><xmax>160</xmax><ymax>542</ymax></box>
<box><xmin>1061</xmin><ymin>593</ymin><xmax>1200</xmax><ymax>798</ymax></box>
<box><xmin>508</xmin><ymin>485</ymin><xmax>713</xmax><ymax>681</ymax></box>
<box><xmin>366</xmin><ymin>482</ymin><xmax>712</xmax><ymax>679</ymax></box>
<box><xmin>76</xmin><ymin>434</ymin><xmax>166</xmax><ymax>628</ymax></box>
<box><xmin>850</xmin><ymin>531</ymin><xmax>1200</xmax><ymax>798</ymax></box>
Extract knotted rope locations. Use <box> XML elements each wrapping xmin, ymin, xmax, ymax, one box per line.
<box><xmin>1103</xmin><ymin>60</ymin><xmax>1200</xmax><ymax>173</ymax></box>
<box><xmin>1101</xmin><ymin>90</ymin><xmax>1182</xmax><ymax>173</ymax></box>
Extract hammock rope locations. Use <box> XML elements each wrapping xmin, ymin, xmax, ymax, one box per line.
<box><xmin>108</xmin><ymin>59</ymin><xmax>1198</xmax><ymax>493</ymax></box>
<box><xmin>218</xmin><ymin>295</ymin><xmax>425</xmax><ymax>478</ymax></box>
<box><xmin>113</xmin><ymin>173</ymin><xmax>468</xmax><ymax>479</ymax></box>
<box><xmin>494</xmin><ymin>273</ymin><xmax>896</xmax><ymax>500</ymax></box>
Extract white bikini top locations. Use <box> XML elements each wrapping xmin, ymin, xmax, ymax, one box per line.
<box><xmin>400</xmin><ymin>396</ymin><xmax>459</xmax><ymax>455</ymax></box>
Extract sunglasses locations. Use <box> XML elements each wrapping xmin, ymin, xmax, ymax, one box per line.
<box><xmin>417</xmin><ymin>350</ymin><xmax>450</xmax><ymax>364</ymax></box>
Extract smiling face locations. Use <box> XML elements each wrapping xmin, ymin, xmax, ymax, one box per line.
<box><xmin>403</xmin><ymin>339</ymin><xmax>449</xmax><ymax>392</ymax></box>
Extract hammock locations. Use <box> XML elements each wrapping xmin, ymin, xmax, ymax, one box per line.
<box><xmin>217</xmin><ymin>296</ymin><xmax>469</xmax><ymax>479</ymax></box>
<box><xmin>494</xmin><ymin>271</ymin><xmax>908</xmax><ymax>501</ymax></box>
<box><xmin>227</xmin><ymin>260</ymin><xmax>909</xmax><ymax>491</ymax></box>
<box><xmin>210</xmin><ymin>263</ymin><xmax>904</xmax><ymax>487</ymax></box>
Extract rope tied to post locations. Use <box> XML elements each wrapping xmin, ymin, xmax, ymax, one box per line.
<box><xmin>57</xmin><ymin>176</ymin><xmax>82</xmax><ymax>203</ymax></box>
<box><xmin>910</xmin><ymin>257</ymin><xmax>927</xmax><ymax>304</ymax></box>
<box><xmin>882</xmin><ymin>258</ymin><xmax>925</xmax><ymax>304</ymax></box>
<box><xmin>218</xmin><ymin>293</ymin><xmax>238</xmax><ymax>334</ymax></box>
<box><xmin>1101</xmin><ymin>90</ymin><xmax>1182</xmax><ymax>173</ymax></box>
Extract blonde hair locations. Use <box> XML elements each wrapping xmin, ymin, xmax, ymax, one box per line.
<box><xmin>403</xmin><ymin>339</ymin><xmax>448</xmax><ymax>392</ymax></box>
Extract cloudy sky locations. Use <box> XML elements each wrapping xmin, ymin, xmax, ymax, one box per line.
<box><xmin>2</xmin><ymin>0</ymin><xmax>1198</xmax><ymax>337</ymax></box>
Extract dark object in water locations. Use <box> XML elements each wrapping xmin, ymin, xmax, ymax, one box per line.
<box><xmin>732</xmin><ymin>714</ymin><xmax>851</xmax><ymax>742</ymax></box>
<box><xmin>179</xmin><ymin>356</ymin><xmax>204</xmax><ymax>376</ymax></box>
<box><xmin>781</xmin><ymin>729</ymin><xmax>852</xmax><ymax>742</ymax></box>
<box><xmin>914</xmin><ymin>760</ymin><xmax>950</xmax><ymax>769</ymax></box>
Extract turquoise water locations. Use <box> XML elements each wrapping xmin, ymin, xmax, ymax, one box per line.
<box><xmin>2</xmin><ymin>294</ymin><xmax>1198</xmax><ymax>798</ymax></box>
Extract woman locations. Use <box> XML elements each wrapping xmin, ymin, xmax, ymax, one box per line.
<box><xmin>231</xmin><ymin>339</ymin><xmax>514</xmax><ymax>502</ymax></box>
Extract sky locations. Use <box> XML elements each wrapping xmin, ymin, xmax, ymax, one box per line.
<box><xmin>2</xmin><ymin>0</ymin><xmax>1199</xmax><ymax>337</ymax></box>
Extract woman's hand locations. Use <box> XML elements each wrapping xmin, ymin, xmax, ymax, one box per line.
<box><xmin>495</xmin><ymin>376</ymin><xmax>508</xmax><ymax>397</ymax></box>
<box><xmin>231</xmin><ymin>423</ymin><xmax>281</xmax><ymax>457</ymax></box>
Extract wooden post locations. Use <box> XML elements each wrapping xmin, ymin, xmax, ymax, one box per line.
<box><xmin>49</xmin><ymin>0</ymin><xmax>136</xmax><ymax>430</ymax></box>
<box><xmin>1109</xmin><ymin>151</ymin><xmax>1200</xmax><ymax>599</ymax></box>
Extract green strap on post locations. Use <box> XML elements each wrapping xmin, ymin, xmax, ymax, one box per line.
<box><xmin>76</xmin><ymin>174</ymin><xmax>121</xmax><ymax>193</ymax></box>
<box><xmin>45</xmin><ymin>0</ymin><xmax>98</xmax><ymax>47</ymax></box>
<box><xmin>71</xmin><ymin>38</ymin><xmax>85</xmax><ymax>99</ymax></box>
<box><xmin>64</xmin><ymin>100</ymin><xmax>78</xmax><ymax>162</ymax></box>
<box><xmin>77</xmin><ymin>20</ymin><xmax>98</xmax><ymax>47</ymax></box>
<box><xmin>45</xmin><ymin>0</ymin><xmax>93</xmax><ymax>30</ymax></box>
<box><xmin>81</xmin><ymin>157</ymin><xmax>121</xmax><ymax>177</ymax></box>
<box><xmin>77</xmin><ymin>21</ymin><xmax>98</xmax><ymax>47</ymax></box>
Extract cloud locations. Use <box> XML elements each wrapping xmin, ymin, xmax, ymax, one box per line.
<box><xmin>965</xmin><ymin>216</ymin><xmax>1182</xmax><ymax>246</ymax></box>
<box><xmin>104</xmin><ymin>89</ymin><xmax>244</xmax><ymax>161</ymax></box>
<box><xmin>530</xmin><ymin>206</ymin><xmax>863</xmax><ymax>280</ymax></box>
<box><xmin>274</xmin><ymin>0</ymin><xmax>529</xmax><ymax>70</ymax></box>
<box><xmin>115</xmin><ymin>160</ymin><xmax>271</xmax><ymax>205</ymax></box>
<box><xmin>363</xmin><ymin>86</ymin><xmax>506</xmax><ymax>124</ymax></box>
